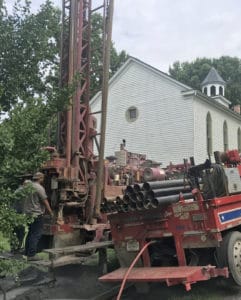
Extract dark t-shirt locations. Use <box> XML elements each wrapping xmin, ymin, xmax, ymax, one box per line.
<box><xmin>24</xmin><ymin>182</ymin><xmax>47</xmax><ymax>217</ymax></box>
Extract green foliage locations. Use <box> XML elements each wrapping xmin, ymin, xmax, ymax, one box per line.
<box><xmin>0</xmin><ymin>233</ymin><xmax>10</xmax><ymax>252</ymax></box>
<box><xmin>169</xmin><ymin>56</ymin><xmax>241</xmax><ymax>105</ymax></box>
<box><xmin>0</xmin><ymin>0</ymin><xmax>61</xmax><ymax>111</ymax></box>
<box><xmin>0</xmin><ymin>0</ymin><xmax>62</xmax><ymax>260</ymax></box>
<box><xmin>0</xmin><ymin>104</ymin><xmax>50</xmax><ymax>187</ymax></box>
<box><xmin>0</xmin><ymin>185</ymin><xmax>33</xmax><ymax>238</ymax></box>
<box><xmin>0</xmin><ymin>258</ymin><xmax>28</xmax><ymax>277</ymax></box>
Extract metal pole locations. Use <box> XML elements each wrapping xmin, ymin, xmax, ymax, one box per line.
<box><xmin>94</xmin><ymin>0</ymin><xmax>114</xmax><ymax>217</ymax></box>
<box><xmin>143</xmin><ymin>179</ymin><xmax>188</xmax><ymax>191</ymax></box>
<box><xmin>151</xmin><ymin>192</ymin><xmax>193</xmax><ymax>208</ymax></box>
<box><xmin>66</xmin><ymin>0</ymin><xmax>76</xmax><ymax>168</ymax></box>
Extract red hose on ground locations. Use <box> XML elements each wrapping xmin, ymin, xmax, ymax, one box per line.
<box><xmin>116</xmin><ymin>240</ymin><xmax>156</xmax><ymax>300</ymax></box>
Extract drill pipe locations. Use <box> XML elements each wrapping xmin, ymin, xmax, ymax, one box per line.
<box><xmin>123</xmin><ymin>194</ymin><xmax>130</xmax><ymax>204</ymax></box>
<box><xmin>151</xmin><ymin>192</ymin><xmax>193</xmax><ymax>208</ymax></box>
<box><xmin>125</xmin><ymin>185</ymin><xmax>134</xmax><ymax>194</ymax></box>
<box><xmin>136</xmin><ymin>191</ymin><xmax>148</xmax><ymax>202</ymax></box>
<box><xmin>102</xmin><ymin>204</ymin><xmax>113</xmax><ymax>213</ymax></box>
<box><xmin>133</xmin><ymin>183</ymin><xmax>144</xmax><ymax>192</ymax></box>
<box><xmin>127</xmin><ymin>192</ymin><xmax>138</xmax><ymax>203</ymax></box>
<box><xmin>143</xmin><ymin>179</ymin><xmax>188</xmax><ymax>191</ymax></box>
<box><xmin>147</xmin><ymin>186</ymin><xmax>191</xmax><ymax>198</ymax></box>
<box><xmin>116</xmin><ymin>196</ymin><xmax>125</xmax><ymax>206</ymax></box>
<box><xmin>143</xmin><ymin>198</ymin><xmax>152</xmax><ymax>209</ymax></box>
<box><xmin>108</xmin><ymin>202</ymin><xmax>118</xmax><ymax>212</ymax></box>
<box><xmin>118</xmin><ymin>205</ymin><xmax>128</xmax><ymax>213</ymax></box>
<box><xmin>117</xmin><ymin>204</ymin><xmax>128</xmax><ymax>213</ymax></box>
<box><xmin>136</xmin><ymin>200</ymin><xmax>144</xmax><ymax>210</ymax></box>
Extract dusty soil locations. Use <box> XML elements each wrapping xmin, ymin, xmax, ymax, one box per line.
<box><xmin>2</xmin><ymin>263</ymin><xmax>241</xmax><ymax>300</ymax></box>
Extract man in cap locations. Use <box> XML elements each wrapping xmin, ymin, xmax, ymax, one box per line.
<box><xmin>24</xmin><ymin>172</ymin><xmax>54</xmax><ymax>261</ymax></box>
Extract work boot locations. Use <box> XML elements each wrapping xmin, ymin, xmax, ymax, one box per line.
<box><xmin>27</xmin><ymin>255</ymin><xmax>41</xmax><ymax>261</ymax></box>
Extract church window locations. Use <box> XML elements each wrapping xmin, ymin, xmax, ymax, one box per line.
<box><xmin>219</xmin><ymin>86</ymin><xmax>223</xmax><ymax>96</ymax></box>
<box><xmin>129</xmin><ymin>108</ymin><xmax>136</xmax><ymax>119</ymax></box>
<box><xmin>204</xmin><ymin>87</ymin><xmax>207</xmax><ymax>95</ymax></box>
<box><xmin>206</xmin><ymin>112</ymin><xmax>212</xmax><ymax>156</ymax></box>
<box><xmin>126</xmin><ymin>106</ymin><xmax>138</xmax><ymax>122</ymax></box>
<box><xmin>238</xmin><ymin>128</ymin><xmax>241</xmax><ymax>152</ymax></box>
<box><xmin>211</xmin><ymin>85</ymin><xmax>216</xmax><ymax>96</ymax></box>
<box><xmin>223</xmin><ymin>121</ymin><xmax>228</xmax><ymax>151</ymax></box>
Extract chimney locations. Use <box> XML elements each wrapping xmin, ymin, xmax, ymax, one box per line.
<box><xmin>233</xmin><ymin>104</ymin><xmax>241</xmax><ymax>114</ymax></box>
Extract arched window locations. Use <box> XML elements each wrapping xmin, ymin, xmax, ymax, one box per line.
<box><xmin>223</xmin><ymin>121</ymin><xmax>228</xmax><ymax>151</ymax></box>
<box><xmin>219</xmin><ymin>86</ymin><xmax>223</xmax><ymax>96</ymax></box>
<box><xmin>211</xmin><ymin>85</ymin><xmax>216</xmax><ymax>96</ymax></box>
<box><xmin>204</xmin><ymin>87</ymin><xmax>208</xmax><ymax>95</ymax></box>
<box><xmin>206</xmin><ymin>112</ymin><xmax>212</xmax><ymax>156</ymax></box>
<box><xmin>238</xmin><ymin>128</ymin><xmax>241</xmax><ymax>152</ymax></box>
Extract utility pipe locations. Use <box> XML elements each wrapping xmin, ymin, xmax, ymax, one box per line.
<box><xmin>143</xmin><ymin>179</ymin><xmax>188</xmax><ymax>191</ymax></box>
<box><xmin>151</xmin><ymin>192</ymin><xmax>193</xmax><ymax>208</ymax></box>
<box><xmin>147</xmin><ymin>186</ymin><xmax>191</xmax><ymax>198</ymax></box>
<box><xmin>94</xmin><ymin>0</ymin><xmax>114</xmax><ymax>217</ymax></box>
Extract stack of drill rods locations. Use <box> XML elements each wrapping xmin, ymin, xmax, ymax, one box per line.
<box><xmin>124</xmin><ymin>180</ymin><xmax>192</xmax><ymax>210</ymax></box>
<box><xmin>100</xmin><ymin>179</ymin><xmax>193</xmax><ymax>213</ymax></box>
<box><xmin>100</xmin><ymin>197</ymin><xmax>128</xmax><ymax>213</ymax></box>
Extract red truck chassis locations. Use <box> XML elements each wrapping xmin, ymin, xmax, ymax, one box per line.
<box><xmin>100</xmin><ymin>188</ymin><xmax>241</xmax><ymax>290</ymax></box>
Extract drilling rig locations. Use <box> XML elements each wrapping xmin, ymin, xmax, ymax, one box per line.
<box><xmin>100</xmin><ymin>150</ymin><xmax>241</xmax><ymax>293</ymax></box>
<box><xmin>39</xmin><ymin>0</ymin><xmax>116</xmax><ymax>249</ymax></box>
<box><xmin>32</xmin><ymin>0</ymin><xmax>241</xmax><ymax>294</ymax></box>
<box><xmin>36</xmin><ymin>0</ymin><xmax>164</xmax><ymax>253</ymax></box>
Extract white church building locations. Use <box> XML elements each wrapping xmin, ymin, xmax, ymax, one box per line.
<box><xmin>90</xmin><ymin>57</ymin><xmax>241</xmax><ymax>166</ymax></box>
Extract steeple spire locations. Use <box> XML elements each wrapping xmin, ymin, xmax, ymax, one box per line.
<box><xmin>201</xmin><ymin>67</ymin><xmax>226</xmax><ymax>97</ymax></box>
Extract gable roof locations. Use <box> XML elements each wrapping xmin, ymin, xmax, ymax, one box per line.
<box><xmin>182</xmin><ymin>90</ymin><xmax>241</xmax><ymax>122</ymax></box>
<box><xmin>201</xmin><ymin>67</ymin><xmax>226</xmax><ymax>86</ymax></box>
<box><xmin>90</xmin><ymin>57</ymin><xmax>236</xmax><ymax>121</ymax></box>
<box><xmin>90</xmin><ymin>56</ymin><xmax>192</xmax><ymax>106</ymax></box>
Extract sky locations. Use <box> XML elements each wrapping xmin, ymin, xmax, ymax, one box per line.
<box><xmin>5</xmin><ymin>0</ymin><xmax>241</xmax><ymax>72</ymax></box>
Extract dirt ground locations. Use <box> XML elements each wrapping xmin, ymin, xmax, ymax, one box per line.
<box><xmin>2</xmin><ymin>262</ymin><xmax>241</xmax><ymax>300</ymax></box>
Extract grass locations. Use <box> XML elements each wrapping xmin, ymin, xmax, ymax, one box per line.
<box><xmin>0</xmin><ymin>232</ymin><xmax>10</xmax><ymax>252</ymax></box>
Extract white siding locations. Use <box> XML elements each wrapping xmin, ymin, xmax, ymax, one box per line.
<box><xmin>91</xmin><ymin>60</ymin><xmax>194</xmax><ymax>166</ymax></box>
<box><xmin>193</xmin><ymin>98</ymin><xmax>241</xmax><ymax>163</ymax></box>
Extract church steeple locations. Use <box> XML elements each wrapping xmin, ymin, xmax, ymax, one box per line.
<box><xmin>201</xmin><ymin>67</ymin><xmax>226</xmax><ymax>97</ymax></box>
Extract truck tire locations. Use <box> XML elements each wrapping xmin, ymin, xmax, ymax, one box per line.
<box><xmin>217</xmin><ymin>231</ymin><xmax>241</xmax><ymax>286</ymax></box>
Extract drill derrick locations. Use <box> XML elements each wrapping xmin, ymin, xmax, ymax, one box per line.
<box><xmin>41</xmin><ymin>0</ymin><xmax>115</xmax><ymax>250</ymax></box>
<box><xmin>57</xmin><ymin>0</ymin><xmax>92</xmax><ymax>192</ymax></box>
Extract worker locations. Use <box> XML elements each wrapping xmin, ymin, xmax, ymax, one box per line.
<box><xmin>24</xmin><ymin>172</ymin><xmax>54</xmax><ymax>261</ymax></box>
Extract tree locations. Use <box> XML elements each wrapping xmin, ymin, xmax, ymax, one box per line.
<box><xmin>169</xmin><ymin>56</ymin><xmax>241</xmax><ymax>105</ymax></box>
<box><xmin>0</xmin><ymin>0</ymin><xmax>61</xmax><ymax>112</ymax></box>
<box><xmin>0</xmin><ymin>1</ymin><xmax>59</xmax><ymax>254</ymax></box>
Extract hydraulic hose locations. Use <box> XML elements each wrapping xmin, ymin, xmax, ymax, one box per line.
<box><xmin>116</xmin><ymin>240</ymin><xmax>156</xmax><ymax>300</ymax></box>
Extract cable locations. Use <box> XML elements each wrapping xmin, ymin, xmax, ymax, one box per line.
<box><xmin>116</xmin><ymin>240</ymin><xmax>156</xmax><ymax>300</ymax></box>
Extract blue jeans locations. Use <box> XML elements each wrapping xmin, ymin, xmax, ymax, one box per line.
<box><xmin>25</xmin><ymin>215</ymin><xmax>43</xmax><ymax>257</ymax></box>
